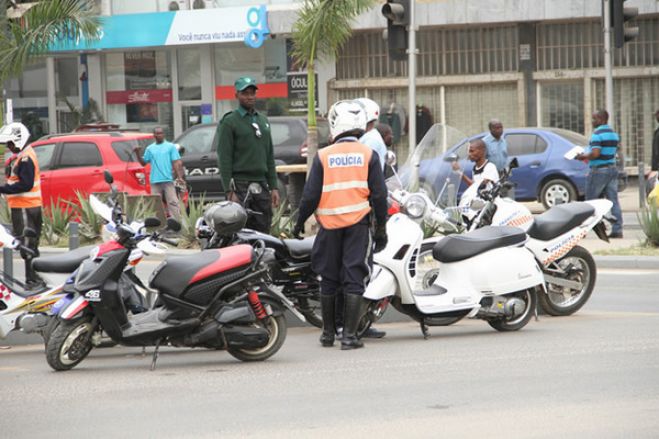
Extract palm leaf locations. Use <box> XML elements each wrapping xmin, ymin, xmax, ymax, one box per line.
<box><xmin>0</xmin><ymin>0</ymin><xmax>101</xmax><ymax>82</ymax></box>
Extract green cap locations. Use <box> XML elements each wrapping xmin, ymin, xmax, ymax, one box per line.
<box><xmin>235</xmin><ymin>76</ymin><xmax>258</xmax><ymax>92</ymax></box>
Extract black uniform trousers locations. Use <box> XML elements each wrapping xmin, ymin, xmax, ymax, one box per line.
<box><xmin>10</xmin><ymin>206</ymin><xmax>43</xmax><ymax>283</ymax></box>
<box><xmin>311</xmin><ymin>217</ymin><xmax>372</xmax><ymax>297</ymax></box>
<box><xmin>233</xmin><ymin>181</ymin><xmax>273</xmax><ymax>234</ymax></box>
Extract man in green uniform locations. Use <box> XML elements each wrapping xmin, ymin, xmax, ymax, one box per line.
<box><xmin>216</xmin><ymin>77</ymin><xmax>280</xmax><ymax>233</ymax></box>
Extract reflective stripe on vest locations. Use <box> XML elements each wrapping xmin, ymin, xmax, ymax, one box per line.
<box><xmin>316</xmin><ymin>141</ymin><xmax>372</xmax><ymax>229</ymax></box>
<box><xmin>6</xmin><ymin>146</ymin><xmax>42</xmax><ymax>209</ymax></box>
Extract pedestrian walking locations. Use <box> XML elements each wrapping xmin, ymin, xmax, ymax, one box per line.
<box><xmin>651</xmin><ymin>108</ymin><xmax>659</xmax><ymax>172</ymax></box>
<box><xmin>575</xmin><ymin>109</ymin><xmax>623</xmax><ymax>238</ymax></box>
<box><xmin>292</xmin><ymin>100</ymin><xmax>388</xmax><ymax>350</ymax></box>
<box><xmin>216</xmin><ymin>76</ymin><xmax>280</xmax><ymax>233</ymax></box>
<box><xmin>483</xmin><ymin>118</ymin><xmax>508</xmax><ymax>173</ymax></box>
<box><xmin>135</xmin><ymin>127</ymin><xmax>185</xmax><ymax>221</ymax></box>
<box><xmin>0</xmin><ymin>122</ymin><xmax>44</xmax><ymax>289</ymax></box>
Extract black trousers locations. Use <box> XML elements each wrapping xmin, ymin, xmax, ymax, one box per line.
<box><xmin>311</xmin><ymin>219</ymin><xmax>373</xmax><ymax>297</ymax></box>
<box><xmin>233</xmin><ymin>181</ymin><xmax>273</xmax><ymax>234</ymax></box>
<box><xmin>10</xmin><ymin>206</ymin><xmax>43</xmax><ymax>283</ymax></box>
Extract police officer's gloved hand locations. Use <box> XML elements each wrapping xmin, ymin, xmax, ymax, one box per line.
<box><xmin>373</xmin><ymin>224</ymin><xmax>387</xmax><ymax>253</ymax></box>
<box><xmin>292</xmin><ymin>223</ymin><xmax>304</xmax><ymax>240</ymax></box>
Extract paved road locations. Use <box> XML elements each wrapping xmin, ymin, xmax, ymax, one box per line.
<box><xmin>1</xmin><ymin>268</ymin><xmax>658</xmax><ymax>438</ymax></box>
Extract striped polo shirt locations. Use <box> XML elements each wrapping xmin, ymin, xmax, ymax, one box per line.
<box><xmin>588</xmin><ymin>124</ymin><xmax>619</xmax><ymax>168</ymax></box>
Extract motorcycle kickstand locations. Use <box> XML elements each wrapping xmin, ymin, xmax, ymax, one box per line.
<box><xmin>420</xmin><ymin>319</ymin><xmax>430</xmax><ymax>340</ymax></box>
<box><xmin>150</xmin><ymin>339</ymin><xmax>162</xmax><ymax>371</ymax></box>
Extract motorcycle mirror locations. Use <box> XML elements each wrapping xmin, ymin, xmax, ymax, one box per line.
<box><xmin>247</xmin><ymin>182</ymin><xmax>263</xmax><ymax>195</ymax></box>
<box><xmin>509</xmin><ymin>158</ymin><xmax>519</xmax><ymax>169</ymax></box>
<box><xmin>104</xmin><ymin>170</ymin><xmax>114</xmax><ymax>184</ymax></box>
<box><xmin>385</xmin><ymin>150</ymin><xmax>397</xmax><ymax>167</ymax></box>
<box><xmin>166</xmin><ymin>217</ymin><xmax>182</xmax><ymax>232</ymax></box>
<box><xmin>443</xmin><ymin>153</ymin><xmax>459</xmax><ymax>162</ymax></box>
<box><xmin>144</xmin><ymin>217</ymin><xmax>161</xmax><ymax>228</ymax></box>
<box><xmin>23</xmin><ymin>227</ymin><xmax>37</xmax><ymax>238</ymax></box>
<box><xmin>175</xmin><ymin>143</ymin><xmax>185</xmax><ymax>157</ymax></box>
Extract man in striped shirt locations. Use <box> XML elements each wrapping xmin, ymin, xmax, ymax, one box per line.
<box><xmin>575</xmin><ymin>109</ymin><xmax>623</xmax><ymax>238</ymax></box>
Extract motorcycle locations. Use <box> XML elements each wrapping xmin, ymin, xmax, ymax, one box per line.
<box><xmin>0</xmin><ymin>227</ymin><xmax>91</xmax><ymax>341</ymax></box>
<box><xmin>360</xmin><ymin>126</ymin><xmax>544</xmax><ymax>338</ymax></box>
<box><xmin>46</xmin><ymin>171</ymin><xmax>290</xmax><ymax>371</ymax></box>
<box><xmin>195</xmin><ymin>182</ymin><xmax>321</xmax><ymax>328</ymax></box>
<box><xmin>453</xmin><ymin>158</ymin><xmax>612</xmax><ymax>316</ymax></box>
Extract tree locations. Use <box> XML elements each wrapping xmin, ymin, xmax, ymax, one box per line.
<box><xmin>1</xmin><ymin>0</ymin><xmax>100</xmax><ymax>123</ymax></box>
<box><xmin>290</xmin><ymin>0</ymin><xmax>376</xmax><ymax>171</ymax></box>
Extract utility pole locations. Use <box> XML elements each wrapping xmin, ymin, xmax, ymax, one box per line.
<box><xmin>407</xmin><ymin>0</ymin><xmax>416</xmax><ymax>158</ymax></box>
<box><xmin>603</xmin><ymin>0</ymin><xmax>614</xmax><ymax>127</ymax></box>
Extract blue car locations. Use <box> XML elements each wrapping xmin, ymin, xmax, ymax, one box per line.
<box><xmin>421</xmin><ymin>128</ymin><xmax>592</xmax><ymax>209</ymax></box>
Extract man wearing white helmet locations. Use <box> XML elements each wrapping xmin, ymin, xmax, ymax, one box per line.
<box><xmin>293</xmin><ymin>100</ymin><xmax>388</xmax><ymax>350</ymax></box>
<box><xmin>355</xmin><ymin>97</ymin><xmax>387</xmax><ymax>171</ymax></box>
<box><xmin>0</xmin><ymin>122</ymin><xmax>44</xmax><ymax>288</ymax></box>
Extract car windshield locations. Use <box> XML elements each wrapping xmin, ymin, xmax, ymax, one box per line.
<box><xmin>546</xmin><ymin>128</ymin><xmax>588</xmax><ymax>146</ymax></box>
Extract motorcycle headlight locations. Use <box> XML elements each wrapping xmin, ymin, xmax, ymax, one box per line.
<box><xmin>403</xmin><ymin>194</ymin><xmax>427</xmax><ymax>219</ymax></box>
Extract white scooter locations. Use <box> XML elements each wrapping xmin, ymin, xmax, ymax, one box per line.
<box><xmin>432</xmin><ymin>157</ymin><xmax>613</xmax><ymax>316</ymax></box>
<box><xmin>362</xmin><ymin>186</ymin><xmax>544</xmax><ymax>338</ymax></box>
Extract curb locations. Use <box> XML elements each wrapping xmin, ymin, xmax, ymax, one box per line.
<box><xmin>593</xmin><ymin>255</ymin><xmax>659</xmax><ymax>270</ymax></box>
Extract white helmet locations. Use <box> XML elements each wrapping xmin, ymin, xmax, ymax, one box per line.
<box><xmin>328</xmin><ymin>100</ymin><xmax>368</xmax><ymax>140</ymax></box>
<box><xmin>355</xmin><ymin>97</ymin><xmax>380</xmax><ymax>123</ymax></box>
<box><xmin>0</xmin><ymin>122</ymin><xmax>30</xmax><ymax>150</ymax></box>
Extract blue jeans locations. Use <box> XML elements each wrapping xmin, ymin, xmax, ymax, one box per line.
<box><xmin>585</xmin><ymin>166</ymin><xmax>623</xmax><ymax>234</ymax></box>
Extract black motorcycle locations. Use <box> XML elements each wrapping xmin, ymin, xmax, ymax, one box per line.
<box><xmin>196</xmin><ymin>189</ymin><xmax>321</xmax><ymax>328</ymax></box>
<box><xmin>46</xmin><ymin>172</ymin><xmax>290</xmax><ymax>371</ymax></box>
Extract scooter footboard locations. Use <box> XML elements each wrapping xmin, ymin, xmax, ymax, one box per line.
<box><xmin>364</xmin><ymin>265</ymin><xmax>396</xmax><ymax>300</ymax></box>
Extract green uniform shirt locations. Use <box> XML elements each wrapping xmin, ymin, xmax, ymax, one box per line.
<box><xmin>216</xmin><ymin>106</ymin><xmax>277</xmax><ymax>191</ymax></box>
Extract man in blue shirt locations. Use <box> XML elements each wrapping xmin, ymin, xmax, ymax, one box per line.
<box><xmin>575</xmin><ymin>109</ymin><xmax>623</xmax><ymax>238</ymax></box>
<box><xmin>483</xmin><ymin>119</ymin><xmax>508</xmax><ymax>173</ymax></box>
<box><xmin>135</xmin><ymin>127</ymin><xmax>186</xmax><ymax>220</ymax></box>
<box><xmin>356</xmin><ymin>98</ymin><xmax>386</xmax><ymax>171</ymax></box>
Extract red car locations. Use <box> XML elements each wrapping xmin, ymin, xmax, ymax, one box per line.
<box><xmin>28</xmin><ymin>132</ymin><xmax>153</xmax><ymax>206</ymax></box>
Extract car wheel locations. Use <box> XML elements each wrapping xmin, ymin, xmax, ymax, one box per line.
<box><xmin>540</xmin><ymin>178</ymin><xmax>577</xmax><ymax>209</ymax></box>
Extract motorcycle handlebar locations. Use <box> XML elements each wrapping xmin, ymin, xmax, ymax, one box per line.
<box><xmin>160</xmin><ymin>237</ymin><xmax>179</xmax><ymax>247</ymax></box>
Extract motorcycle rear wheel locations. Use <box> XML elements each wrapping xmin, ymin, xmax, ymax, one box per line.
<box><xmin>540</xmin><ymin>245</ymin><xmax>596</xmax><ymax>316</ymax></box>
<box><xmin>227</xmin><ymin>314</ymin><xmax>287</xmax><ymax>362</ymax></box>
<box><xmin>46</xmin><ymin>317</ymin><xmax>95</xmax><ymax>371</ymax></box>
<box><xmin>487</xmin><ymin>288</ymin><xmax>536</xmax><ymax>331</ymax></box>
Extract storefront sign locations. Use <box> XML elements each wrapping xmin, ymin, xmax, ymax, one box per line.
<box><xmin>51</xmin><ymin>5</ymin><xmax>269</xmax><ymax>52</ymax></box>
<box><xmin>287</xmin><ymin>73</ymin><xmax>318</xmax><ymax>112</ymax></box>
<box><xmin>106</xmin><ymin>89</ymin><xmax>173</xmax><ymax>105</ymax></box>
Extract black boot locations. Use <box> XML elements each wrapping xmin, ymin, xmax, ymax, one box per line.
<box><xmin>319</xmin><ymin>295</ymin><xmax>336</xmax><ymax>347</ymax></box>
<box><xmin>341</xmin><ymin>294</ymin><xmax>365</xmax><ymax>350</ymax></box>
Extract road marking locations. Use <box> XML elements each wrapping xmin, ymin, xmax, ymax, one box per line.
<box><xmin>599</xmin><ymin>269</ymin><xmax>659</xmax><ymax>275</ymax></box>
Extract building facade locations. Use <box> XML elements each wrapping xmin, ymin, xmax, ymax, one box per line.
<box><xmin>4</xmin><ymin>0</ymin><xmax>659</xmax><ymax>169</ymax></box>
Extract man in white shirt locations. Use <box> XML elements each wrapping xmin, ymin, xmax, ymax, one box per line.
<box><xmin>452</xmin><ymin>139</ymin><xmax>499</xmax><ymax>207</ymax></box>
<box><xmin>356</xmin><ymin>98</ymin><xmax>387</xmax><ymax>170</ymax></box>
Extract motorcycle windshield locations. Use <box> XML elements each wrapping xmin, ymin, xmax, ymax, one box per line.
<box><xmin>388</xmin><ymin>124</ymin><xmax>468</xmax><ymax>214</ymax></box>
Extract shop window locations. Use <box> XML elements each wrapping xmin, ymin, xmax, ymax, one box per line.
<box><xmin>177</xmin><ymin>48</ymin><xmax>201</xmax><ymax>100</ymax></box>
<box><xmin>58</xmin><ymin>142</ymin><xmax>102</xmax><ymax>168</ymax></box>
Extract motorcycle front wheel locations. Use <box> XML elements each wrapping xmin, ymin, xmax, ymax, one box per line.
<box><xmin>227</xmin><ymin>313</ymin><xmax>287</xmax><ymax>362</ymax></box>
<box><xmin>540</xmin><ymin>245</ymin><xmax>596</xmax><ymax>316</ymax></box>
<box><xmin>46</xmin><ymin>317</ymin><xmax>96</xmax><ymax>371</ymax></box>
<box><xmin>487</xmin><ymin>288</ymin><xmax>537</xmax><ymax>332</ymax></box>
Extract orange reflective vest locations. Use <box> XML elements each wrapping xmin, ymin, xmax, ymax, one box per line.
<box><xmin>316</xmin><ymin>141</ymin><xmax>372</xmax><ymax>229</ymax></box>
<box><xmin>6</xmin><ymin>146</ymin><xmax>42</xmax><ymax>209</ymax></box>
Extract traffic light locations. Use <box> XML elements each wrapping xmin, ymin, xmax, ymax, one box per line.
<box><xmin>381</xmin><ymin>0</ymin><xmax>410</xmax><ymax>61</ymax></box>
<box><xmin>611</xmin><ymin>0</ymin><xmax>639</xmax><ymax>48</ymax></box>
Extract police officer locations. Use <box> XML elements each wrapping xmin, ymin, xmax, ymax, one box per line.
<box><xmin>0</xmin><ymin>122</ymin><xmax>44</xmax><ymax>288</ymax></box>
<box><xmin>216</xmin><ymin>76</ymin><xmax>280</xmax><ymax>233</ymax></box>
<box><xmin>293</xmin><ymin>100</ymin><xmax>388</xmax><ymax>350</ymax></box>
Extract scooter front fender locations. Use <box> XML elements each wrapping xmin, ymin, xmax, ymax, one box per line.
<box><xmin>363</xmin><ymin>265</ymin><xmax>397</xmax><ymax>301</ymax></box>
<box><xmin>59</xmin><ymin>295</ymin><xmax>90</xmax><ymax>321</ymax></box>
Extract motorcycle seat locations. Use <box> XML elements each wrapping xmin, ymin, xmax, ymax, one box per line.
<box><xmin>150</xmin><ymin>245</ymin><xmax>254</xmax><ymax>298</ymax></box>
<box><xmin>528</xmin><ymin>202</ymin><xmax>595</xmax><ymax>241</ymax></box>
<box><xmin>283</xmin><ymin>237</ymin><xmax>315</xmax><ymax>259</ymax></box>
<box><xmin>32</xmin><ymin>246</ymin><xmax>94</xmax><ymax>274</ymax></box>
<box><xmin>432</xmin><ymin>226</ymin><xmax>527</xmax><ymax>263</ymax></box>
